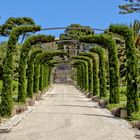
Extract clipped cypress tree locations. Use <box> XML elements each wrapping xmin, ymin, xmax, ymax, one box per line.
<box><xmin>80</xmin><ymin>34</ymin><xmax>120</xmax><ymax>103</ymax></box>
<box><xmin>43</xmin><ymin>64</ymin><xmax>49</xmax><ymax>89</ymax></box>
<box><xmin>1</xmin><ymin>25</ymin><xmax>40</xmax><ymax>116</ymax></box>
<box><xmin>109</xmin><ymin>24</ymin><xmax>139</xmax><ymax>115</ymax></box>
<box><xmin>39</xmin><ymin>64</ymin><xmax>44</xmax><ymax>92</ymax></box>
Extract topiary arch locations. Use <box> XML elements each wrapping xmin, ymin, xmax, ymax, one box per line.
<box><xmin>109</xmin><ymin>24</ymin><xmax>139</xmax><ymax>115</ymax></box>
<box><xmin>18</xmin><ymin>34</ymin><xmax>55</xmax><ymax>103</ymax></box>
<box><xmin>80</xmin><ymin>34</ymin><xmax>120</xmax><ymax>104</ymax></box>
<box><xmin>1</xmin><ymin>25</ymin><xmax>41</xmax><ymax>116</ymax></box>
<box><xmin>72</xmin><ymin>56</ymin><xmax>93</xmax><ymax>93</ymax></box>
<box><xmin>33</xmin><ymin>51</ymin><xmax>67</xmax><ymax>94</ymax></box>
<box><xmin>79</xmin><ymin>52</ymin><xmax>99</xmax><ymax>96</ymax></box>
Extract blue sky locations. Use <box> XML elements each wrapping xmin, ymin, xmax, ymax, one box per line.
<box><xmin>0</xmin><ymin>0</ymin><xmax>139</xmax><ymax>39</ymax></box>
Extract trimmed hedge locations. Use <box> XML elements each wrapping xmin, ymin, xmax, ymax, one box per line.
<box><xmin>43</xmin><ymin>64</ymin><xmax>49</xmax><ymax>89</ymax></box>
<box><xmin>79</xmin><ymin>52</ymin><xmax>99</xmax><ymax>96</ymax></box>
<box><xmin>80</xmin><ymin>34</ymin><xmax>120</xmax><ymax>104</ymax></box>
<box><xmin>109</xmin><ymin>24</ymin><xmax>139</xmax><ymax>115</ymax></box>
<box><xmin>1</xmin><ymin>25</ymin><xmax>41</xmax><ymax>116</ymax></box>
<box><xmin>18</xmin><ymin>35</ymin><xmax>55</xmax><ymax>103</ymax></box>
<box><xmin>72</xmin><ymin>56</ymin><xmax>93</xmax><ymax>93</ymax></box>
<box><xmin>39</xmin><ymin>64</ymin><xmax>44</xmax><ymax>92</ymax></box>
<box><xmin>89</xmin><ymin>46</ymin><xmax>107</xmax><ymax>97</ymax></box>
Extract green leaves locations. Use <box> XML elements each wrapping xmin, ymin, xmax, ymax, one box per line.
<box><xmin>1</xmin><ymin>25</ymin><xmax>41</xmax><ymax>116</ymax></box>
<box><xmin>80</xmin><ymin>34</ymin><xmax>120</xmax><ymax>104</ymax></box>
<box><xmin>73</xmin><ymin>56</ymin><xmax>93</xmax><ymax>93</ymax></box>
<box><xmin>0</xmin><ymin>17</ymin><xmax>35</xmax><ymax>37</ymax></box>
<box><xmin>18</xmin><ymin>35</ymin><xmax>55</xmax><ymax>102</ymax></box>
<box><xmin>109</xmin><ymin>24</ymin><xmax>139</xmax><ymax>115</ymax></box>
<box><xmin>119</xmin><ymin>1</ymin><xmax>140</xmax><ymax>14</ymax></box>
<box><xmin>90</xmin><ymin>46</ymin><xmax>107</xmax><ymax>97</ymax></box>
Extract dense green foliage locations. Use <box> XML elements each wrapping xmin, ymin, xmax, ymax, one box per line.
<box><xmin>0</xmin><ymin>16</ymin><xmax>139</xmax><ymax>120</ymax></box>
<box><xmin>90</xmin><ymin>46</ymin><xmax>107</xmax><ymax>97</ymax></box>
<box><xmin>39</xmin><ymin>64</ymin><xmax>44</xmax><ymax>92</ymax></box>
<box><xmin>33</xmin><ymin>51</ymin><xmax>67</xmax><ymax>94</ymax></box>
<box><xmin>60</xmin><ymin>24</ymin><xmax>94</xmax><ymax>40</ymax></box>
<box><xmin>0</xmin><ymin>25</ymin><xmax>40</xmax><ymax>116</ymax></box>
<box><xmin>43</xmin><ymin>64</ymin><xmax>49</xmax><ymax>89</ymax></box>
<box><xmin>27</xmin><ymin>49</ymin><xmax>42</xmax><ymax>98</ymax></box>
<box><xmin>73</xmin><ymin>60</ymin><xmax>88</xmax><ymax>91</ymax></box>
<box><xmin>58</xmin><ymin>24</ymin><xmax>94</xmax><ymax>51</ymax></box>
<box><xmin>109</xmin><ymin>24</ymin><xmax>139</xmax><ymax>115</ymax></box>
<box><xmin>72</xmin><ymin>56</ymin><xmax>93</xmax><ymax>93</ymax></box>
<box><xmin>80</xmin><ymin>34</ymin><xmax>120</xmax><ymax>104</ymax></box>
<box><xmin>119</xmin><ymin>0</ymin><xmax>140</xmax><ymax>14</ymax></box>
<box><xmin>18</xmin><ymin>35</ymin><xmax>55</xmax><ymax>103</ymax></box>
<box><xmin>0</xmin><ymin>17</ymin><xmax>35</xmax><ymax>37</ymax></box>
<box><xmin>79</xmin><ymin>52</ymin><xmax>99</xmax><ymax>96</ymax></box>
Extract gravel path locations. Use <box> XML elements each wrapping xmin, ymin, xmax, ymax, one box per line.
<box><xmin>0</xmin><ymin>84</ymin><xmax>138</xmax><ymax>140</ymax></box>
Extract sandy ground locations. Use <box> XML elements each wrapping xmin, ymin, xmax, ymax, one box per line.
<box><xmin>0</xmin><ymin>84</ymin><xmax>138</xmax><ymax>140</ymax></box>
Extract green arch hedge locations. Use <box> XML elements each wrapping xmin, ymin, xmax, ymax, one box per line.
<box><xmin>72</xmin><ymin>56</ymin><xmax>93</xmax><ymax>93</ymax></box>
<box><xmin>18</xmin><ymin>35</ymin><xmax>55</xmax><ymax>103</ymax></box>
<box><xmin>80</xmin><ymin>34</ymin><xmax>120</xmax><ymax>104</ymax></box>
<box><xmin>79</xmin><ymin>52</ymin><xmax>99</xmax><ymax>96</ymax></box>
<box><xmin>73</xmin><ymin>60</ymin><xmax>88</xmax><ymax>91</ymax></box>
<box><xmin>1</xmin><ymin>25</ymin><xmax>40</xmax><ymax>116</ymax></box>
<box><xmin>109</xmin><ymin>24</ymin><xmax>139</xmax><ymax>115</ymax></box>
<box><xmin>33</xmin><ymin>51</ymin><xmax>67</xmax><ymax>94</ymax></box>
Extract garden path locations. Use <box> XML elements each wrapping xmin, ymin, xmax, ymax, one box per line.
<box><xmin>0</xmin><ymin>84</ymin><xmax>138</xmax><ymax>140</ymax></box>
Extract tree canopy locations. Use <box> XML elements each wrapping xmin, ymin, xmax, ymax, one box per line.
<box><xmin>119</xmin><ymin>0</ymin><xmax>140</xmax><ymax>14</ymax></box>
<box><xmin>60</xmin><ymin>24</ymin><xmax>94</xmax><ymax>40</ymax></box>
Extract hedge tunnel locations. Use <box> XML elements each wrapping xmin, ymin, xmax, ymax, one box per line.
<box><xmin>33</xmin><ymin>51</ymin><xmax>67</xmax><ymax>94</ymax></box>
